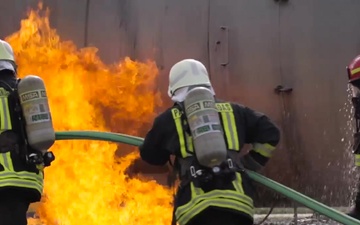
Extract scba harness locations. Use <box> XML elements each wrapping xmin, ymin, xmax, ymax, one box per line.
<box><xmin>170</xmin><ymin>102</ymin><xmax>246</xmax><ymax>188</ymax></box>
<box><xmin>176</xmin><ymin>152</ymin><xmax>243</xmax><ymax>190</ymax></box>
<box><xmin>169</xmin><ymin>103</ymin><xmax>255</xmax><ymax>225</ymax></box>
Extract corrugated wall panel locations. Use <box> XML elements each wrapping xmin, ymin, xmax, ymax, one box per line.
<box><xmin>0</xmin><ymin>0</ymin><xmax>39</xmax><ymax>38</ymax></box>
<box><xmin>124</xmin><ymin>0</ymin><xmax>210</xmax><ymax>101</ymax></box>
<box><xmin>209</xmin><ymin>0</ymin><xmax>288</xmax><ymax>206</ymax></box>
<box><xmin>87</xmin><ymin>0</ymin><xmax>125</xmax><ymax>64</ymax></box>
<box><xmin>43</xmin><ymin>0</ymin><xmax>88</xmax><ymax>49</ymax></box>
<box><xmin>279</xmin><ymin>0</ymin><xmax>360</xmax><ymax>205</ymax></box>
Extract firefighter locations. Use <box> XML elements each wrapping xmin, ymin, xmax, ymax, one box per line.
<box><xmin>346</xmin><ymin>55</ymin><xmax>360</xmax><ymax>220</ymax></box>
<box><xmin>139</xmin><ymin>59</ymin><xmax>280</xmax><ymax>225</ymax></box>
<box><xmin>0</xmin><ymin>39</ymin><xmax>54</xmax><ymax>225</ymax></box>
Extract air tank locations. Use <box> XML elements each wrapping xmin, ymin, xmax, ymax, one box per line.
<box><xmin>184</xmin><ymin>87</ymin><xmax>227</xmax><ymax>168</ymax></box>
<box><xmin>18</xmin><ymin>75</ymin><xmax>55</xmax><ymax>152</ymax></box>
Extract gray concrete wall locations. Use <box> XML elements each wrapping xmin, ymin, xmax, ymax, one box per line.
<box><xmin>1</xmin><ymin>0</ymin><xmax>360</xmax><ymax>207</ymax></box>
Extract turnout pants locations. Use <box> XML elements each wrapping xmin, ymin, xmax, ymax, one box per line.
<box><xmin>0</xmin><ymin>197</ymin><xmax>30</xmax><ymax>225</ymax></box>
<box><xmin>187</xmin><ymin>207</ymin><xmax>253</xmax><ymax>225</ymax></box>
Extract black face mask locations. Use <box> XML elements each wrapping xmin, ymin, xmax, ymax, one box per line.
<box><xmin>0</xmin><ymin>69</ymin><xmax>16</xmax><ymax>77</ymax></box>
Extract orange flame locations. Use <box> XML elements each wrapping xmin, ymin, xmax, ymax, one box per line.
<box><xmin>5</xmin><ymin>4</ymin><xmax>173</xmax><ymax>225</ymax></box>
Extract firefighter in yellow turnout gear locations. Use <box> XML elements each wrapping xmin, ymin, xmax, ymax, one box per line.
<box><xmin>140</xmin><ymin>59</ymin><xmax>280</xmax><ymax>225</ymax></box>
<box><xmin>0</xmin><ymin>39</ymin><xmax>55</xmax><ymax>225</ymax></box>
<box><xmin>347</xmin><ymin>55</ymin><xmax>360</xmax><ymax>220</ymax></box>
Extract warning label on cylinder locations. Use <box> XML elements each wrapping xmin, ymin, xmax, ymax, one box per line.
<box><xmin>29</xmin><ymin>113</ymin><xmax>50</xmax><ymax>124</ymax></box>
<box><xmin>20</xmin><ymin>89</ymin><xmax>46</xmax><ymax>103</ymax></box>
<box><xmin>23</xmin><ymin>103</ymin><xmax>49</xmax><ymax>115</ymax></box>
<box><xmin>193</xmin><ymin>123</ymin><xmax>222</xmax><ymax>138</ymax></box>
<box><xmin>203</xmin><ymin>100</ymin><xmax>215</xmax><ymax>108</ymax></box>
<box><xmin>186</xmin><ymin>102</ymin><xmax>201</xmax><ymax>115</ymax></box>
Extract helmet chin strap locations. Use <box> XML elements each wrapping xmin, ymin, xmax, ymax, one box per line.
<box><xmin>170</xmin><ymin>85</ymin><xmax>216</xmax><ymax>103</ymax></box>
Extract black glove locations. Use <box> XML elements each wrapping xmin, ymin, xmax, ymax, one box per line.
<box><xmin>27</xmin><ymin>151</ymin><xmax>44</xmax><ymax>165</ymax></box>
<box><xmin>240</xmin><ymin>153</ymin><xmax>263</xmax><ymax>172</ymax></box>
<box><xmin>43</xmin><ymin>151</ymin><xmax>55</xmax><ymax>167</ymax></box>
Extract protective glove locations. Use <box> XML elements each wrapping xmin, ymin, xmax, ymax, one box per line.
<box><xmin>43</xmin><ymin>151</ymin><xmax>55</xmax><ymax>167</ymax></box>
<box><xmin>240</xmin><ymin>153</ymin><xmax>264</xmax><ymax>172</ymax></box>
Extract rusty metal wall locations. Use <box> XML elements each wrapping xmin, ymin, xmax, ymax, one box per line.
<box><xmin>1</xmin><ymin>0</ymin><xmax>360</xmax><ymax>207</ymax></box>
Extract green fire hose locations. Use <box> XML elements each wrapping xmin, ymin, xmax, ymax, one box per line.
<box><xmin>55</xmin><ymin>131</ymin><xmax>360</xmax><ymax>225</ymax></box>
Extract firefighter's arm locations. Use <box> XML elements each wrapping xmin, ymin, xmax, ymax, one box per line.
<box><xmin>240</xmin><ymin>106</ymin><xmax>280</xmax><ymax>172</ymax></box>
<box><xmin>139</xmin><ymin>115</ymin><xmax>170</xmax><ymax>166</ymax></box>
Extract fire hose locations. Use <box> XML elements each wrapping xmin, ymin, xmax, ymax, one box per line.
<box><xmin>55</xmin><ymin>131</ymin><xmax>360</xmax><ymax>225</ymax></box>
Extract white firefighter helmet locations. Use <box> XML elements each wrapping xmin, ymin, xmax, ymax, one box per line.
<box><xmin>168</xmin><ymin>59</ymin><xmax>211</xmax><ymax>97</ymax></box>
<box><xmin>0</xmin><ymin>39</ymin><xmax>16</xmax><ymax>73</ymax></box>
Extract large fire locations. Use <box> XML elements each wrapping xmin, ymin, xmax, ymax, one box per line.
<box><xmin>4</xmin><ymin>5</ymin><xmax>173</xmax><ymax>225</ymax></box>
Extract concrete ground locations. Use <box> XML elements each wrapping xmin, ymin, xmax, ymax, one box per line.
<box><xmin>27</xmin><ymin>207</ymin><xmax>353</xmax><ymax>225</ymax></box>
